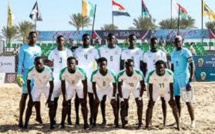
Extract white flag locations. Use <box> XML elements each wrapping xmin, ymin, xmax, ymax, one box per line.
<box><xmin>29</xmin><ymin>1</ymin><xmax>42</xmax><ymax>21</ymax></box>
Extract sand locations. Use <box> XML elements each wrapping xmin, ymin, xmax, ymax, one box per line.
<box><xmin>0</xmin><ymin>82</ymin><xmax>215</xmax><ymax>134</ymax></box>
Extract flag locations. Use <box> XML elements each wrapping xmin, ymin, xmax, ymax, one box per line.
<box><xmin>177</xmin><ymin>3</ymin><xmax>188</xmax><ymax>19</ymax></box>
<box><xmin>112</xmin><ymin>0</ymin><xmax>130</xmax><ymax>17</ymax></box>
<box><xmin>142</xmin><ymin>0</ymin><xmax>150</xmax><ymax>17</ymax></box>
<box><xmin>82</xmin><ymin>0</ymin><xmax>95</xmax><ymax>17</ymax></box>
<box><xmin>29</xmin><ymin>1</ymin><xmax>42</xmax><ymax>21</ymax></box>
<box><xmin>203</xmin><ymin>2</ymin><xmax>215</xmax><ymax>21</ymax></box>
<box><xmin>172</xmin><ymin>0</ymin><xmax>188</xmax><ymax>19</ymax></box>
<box><xmin>7</xmin><ymin>4</ymin><xmax>15</xmax><ymax>28</ymax></box>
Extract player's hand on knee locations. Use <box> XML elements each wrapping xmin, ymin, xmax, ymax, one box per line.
<box><xmin>17</xmin><ymin>74</ymin><xmax>25</xmax><ymax>87</ymax></box>
<box><xmin>186</xmin><ymin>82</ymin><xmax>192</xmax><ymax>91</ymax></box>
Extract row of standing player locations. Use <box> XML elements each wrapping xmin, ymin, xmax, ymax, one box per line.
<box><xmin>17</xmin><ymin>32</ymin><xmax>195</xmax><ymax>130</ymax></box>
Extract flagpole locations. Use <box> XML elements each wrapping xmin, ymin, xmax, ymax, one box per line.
<box><xmin>177</xmin><ymin>4</ymin><xmax>180</xmax><ymax>35</ymax></box>
<box><xmin>112</xmin><ymin>0</ymin><xmax>114</xmax><ymax>30</ymax></box>
<box><xmin>35</xmin><ymin>20</ymin><xmax>37</xmax><ymax>32</ymax></box>
<box><xmin>171</xmin><ymin>0</ymin><xmax>172</xmax><ymax>29</ymax></box>
<box><xmin>201</xmin><ymin>0</ymin><xmax>203</xmax><ymax>44</ymax></box>
<box><xmin>91</xmin><ymin>4</ymin><xmax>97</xmax><ymax>40</ymax></box>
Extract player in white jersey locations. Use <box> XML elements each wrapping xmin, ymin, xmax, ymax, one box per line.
<box><xmin>60</xmin><ymin>57</ymin><xmax>89</xmax><ymax>129</ymax></box>
<box><xmin>91</xmin><ymin>57</ymin><xmax>118</xmax><ymax>127</ymax></box>
<box><xmin>48</xmin><ymin>35</ymin><xmax>73</xmax><ymax>125</ymax></box>
<box><xmin>121</xmin><ymin>34</ymin><xmax>143</xmax><ymax>70</ymax></box>
<box><xmin>74</xmin><ymin>33</ymin><xmax>99</xmax><ymax>125</ymax></box>
<box><xmin>145</xmin><ymin>60</ymin><xmax>180</xmax><ymax>130</ymax></box>
<box><xmin>143</xmin><ymin>37</ymin><xmax>168</xmax><ymax>126</ymax></box>
<box><xmin>120</xmin><ymin>34</ymin><xmax>144</xmax><ymax>124</ymax></box>
<box><xmin>24</xmin><ymin>57</ymin><xmax>55</xmax><ymax>129</ymax></box>
<box><xmin>118</xmin><ymin>59</ymin><xmax>146</xmax><ymax>129</ymax></box>
<box><xmin>98</xmin><ymin>33</ymin><xmax>122</xmax><ymax>125</ymax></box>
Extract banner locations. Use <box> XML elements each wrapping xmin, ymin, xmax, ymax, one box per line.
<box><xmin>193</xmin><ymin>55</ymin><xmax>215</xmax><ymax>81</ymax></box>
<box><xmin>36</xmin><ymin>29</ymin><xmax>215</xmax><ymax>41</ymax></box>
<box><xmin>37</xmin><ymin>31</ymin><xmax>91</xmax><ymax>41</ymax></box>
<box><xmin>94</xmin><ymin>30</ymin><xmax>151</xmax><ymax>40</ymax></box>
<box><xmin>195</xmin><ymin>69</ymin><xmax>215</xmax><ymax>81</ymax></box>
<box><xmin>0</xmin><ymin>56</ymin><xmax>15</xmax><ymax>73</ymax></box>
<box><xmin>151</xmin><ymin>29</ymin><xmax>209</xmax><ymax>39</ymax></box>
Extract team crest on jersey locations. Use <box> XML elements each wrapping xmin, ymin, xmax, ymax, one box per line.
<box><xmin>136</xmin><ymin>52</ymin><xmax>139</xmax><ymax>55</ymax></box>
<box><xmin>89</xmin><ymin>50</ymin><xmax>92</xmax><ymax>53</ymax></box>
<box><xmin>133</xmin><ymin>76</ymin><xmax>137</xmax><ymax>80</ymax></box>
<box><xmin>115</xmin><ymin>51</ymin><xmax>118</xmax><ymax>55</ymax></box>
<box><xmin>75</xmin><ymin>75</ymin><xmax>80</xmax><ymax>79</ymax></box>
<box><xmin>106</xmin><ymin>78</ymin><xmax>110</xmax><ymax>81</ymax></box>
<box><xmin>43</xmin><ymin>75</ymin><xmax>47</xmax><ymax>79</ymax></box>
<box><xmin>164</xmin><ymin>78</ymin><xmax>167</xmax><ymax>82</ymax></box>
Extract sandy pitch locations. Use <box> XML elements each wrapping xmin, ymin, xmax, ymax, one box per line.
<box><xmin>0</xmin><ymin>82</ymin><xmax>215</xmax><ymax>134</ymax></box>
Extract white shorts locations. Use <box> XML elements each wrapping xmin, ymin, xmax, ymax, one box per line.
<box><xmin>53</xmin><ymin>79</ymin><xmax>62</xmax><ymax>98</ymax></box>
<box><xmin>96</xmin><ymin>85</ymin><xmax>114</xmax><ymax>101</ymax></box>
<box><xmin>65</xmin><ymin>84</ymin><xmax>84</xmax><ymax>101</ymax></box>
<box><xmin>122</xmin><ymin>86</ymin><xmax>140</xmax><ymax>99</ymax></box>
<box><xmin>31</xmin><ymin>86</ymin><xmax>54</xmax><ymax>102</ymax></box>
<box><xmin>151</xmin><ymin>88</ymin><xmax>171</xmax><ymax>102</ymax></box>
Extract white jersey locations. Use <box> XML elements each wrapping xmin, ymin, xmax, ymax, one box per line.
<box><xmin>27</xmin><ymin>66</ymin><xmax>53</xmax><ymax>88</ymax></box>
<box><xmin>48</xmin><ymin>48</ymin><xmax>73</xmax><ymax>79</ymax></box>
<box><xmin>121</xmin><ymin>48</ymin><xmax>143</xmax><ymax>70</ymax></box>
<box><xmin>60</xmin><ymin>67</ymin><xmax>87</xmax><ymax>87</ymax></box>
<box><xmin>147</xmin><ymin>69</ymin><xmax>174</xmax><ymax>90</ymax></box>
<box><xmin>143</xmin><ymin>50</ymin><xmax>167</xmax><ymax>77</ymax></box>
<box><xmin>98</xmin><ymin>45</ymin><xmax>122</xmax><ymax>74</ymax></box>
<box><xmin>74</xmin><ymin>46</ymin><xmax>99</xmax><ymax>78</ymax></box>
<box><xmin>91</xmin><ymin>69</ymin><xmax>117</xmax><ymax>90</ymax></box>
<box><xmin>117</xmin><ymin>69</ymin><xmax>144</xmax><ymax>89</ymax></box>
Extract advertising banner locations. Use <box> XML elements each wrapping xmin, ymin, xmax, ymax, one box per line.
<box><xmin>193</xmin><ymin>55</ymin><xmax>215</xmax><ymax>81</ymax></box>
<box><xmin>0</xmin><ymin>56</ymin><xmax>15</xmax><ymax>73</ymax></box>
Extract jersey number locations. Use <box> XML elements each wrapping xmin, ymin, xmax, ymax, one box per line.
<box><xmin>110</xmin><ymin>56</ymin><xmax>113</xmax><ymax>61</ymax></box>
<box><xmin>159</xmin><ymin>83</ymin><xmax>164</xmax><ymax>88</ymax></box>
<box><xmin>84</xmin><ymin>54</ymin><xmax>88</xmax><ymax>60</ymax></box>
<box><xmin>103</xmin><ymin>81</ymin><xmax>106</xmax><ymax>86</ymax></box>
<box><xmin>59</xmin><ymin>57</ymin><xmax>62</xmax><ymax>63</ymax></box>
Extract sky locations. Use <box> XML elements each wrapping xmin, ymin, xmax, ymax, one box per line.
<box><xmin>0</xmin><ymin>0</ymin><xmax>215</xmax><ymax>31</ymax></box>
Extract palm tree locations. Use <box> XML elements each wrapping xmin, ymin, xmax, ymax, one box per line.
<box><xmin>205</xmin><ymin>21</ymin><xmax>215</xmax><ymax>29</ymax></box>
<box><xmin>159</xmin><ymin>18</ymin><xmax>178</xmax><ymax>29</ymax></box>
<box><xmin>159</xmin><ymin>16</ymin><xmax>195</xmax><ymax>29</ymax></box>
<box><xmin>100</xmin><ymin>24</ymin><xmax>118</xmax><ymax>30</ymax></box>
<box><xmin>131</xmin><ymin>17</ymin><xmax>157</xmax><ymax>30</ymax></box>
<box><xmin>68</xmin><ymin>13</ymin><xmax>91</xmax><ymax>31</ymax></box>
<box><xmin>16</xmin><ymin>21</ymin><xmax>35</xmax><ymax>43</ymax></box>
<box><xmin>1</xmin><ymin>26</ymin><xmax>18</xmax><ymax>44</ymax></box>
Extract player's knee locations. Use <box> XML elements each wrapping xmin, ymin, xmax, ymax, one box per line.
<box><xmin>80</xmin><ymin>101</ymin><xmax>87</xmax><ymax>108</ymax></box>
<box><xmin>147</xmin><ymin>101</ymin><xmax>154</xmax><ymax>109</ymax></box>
<box><xmin>138</xmin><ymin>101</ymin><xmax>143</xmax><ymax>108</ymax></box>
<box><xmin>48</xmin><ymin>101</ymin><xmax>54</xmax><ymax>109</ymax></box>
<box><xmin>27</xmin><ymin>101</ymin><xmax>34</xmax><ymax>108</ymax></box>
<box><xmin>121</xmin><ymin>102</ymin><xmax>127</xmax><ymax>110</ymax></box>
